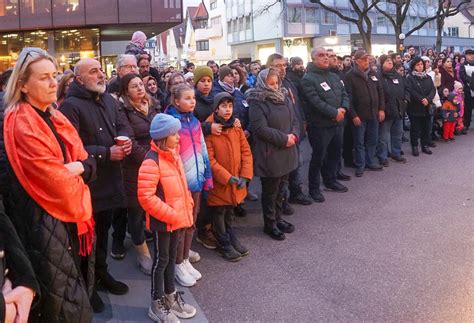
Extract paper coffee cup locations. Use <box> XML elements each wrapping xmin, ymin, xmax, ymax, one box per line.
<box><xmin>115</xmin><ymin>136</ymin><xmax>129</xmax><ymax>146</ymax></box>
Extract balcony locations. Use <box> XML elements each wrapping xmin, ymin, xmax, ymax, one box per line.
<box><xmin>195</xmin><ymin>24</ymin><xmax>223</xmax><ymax>41</ymax></box>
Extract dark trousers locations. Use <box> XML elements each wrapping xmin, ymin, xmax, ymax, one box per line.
<box><xmin>465</xmin><ymin>95</ymin><xmax>474</xmax><ymax>130</ymax></box>
<box><xmin>176</xmin><ymin>192</ymin><xmax>200</xmax><ymax>264</ymax></box>
<box><xmin>307</xmin><ymin>125</ymin><xmax>343</xmax><ymax>193</ymax></box>
<box><xmin>112</xmin><ymin>206</ymin><xmax>145</xmax><ymax>246</ymax></box>
<box><xmin>211</xmin><ymin>205</ymin><xmax>234</xmax><ymax>246</ymax></box>
<box><xmin>111</xmin><ymin>207</ymin><xmax>127</xmax><ymax>242</ymax></box>
<box><xmin>342</xmin><ymin>121</ymin><xmax>354</xmax><ymax>166</ymax></box>
<box><xmin>196</xmin><ymin>196</ymin><xmax>213</xmax><ymax>231</ymax></box>
<box><xmin>261</xmin><ymin>174</ymin><xmax>288</xmax><ymax>230</ymax></box>
<box><xmin>93</xmin><ymin>209</ymin><xmax>114</xmax><ymax>278</ymax></box>
<box><xmin>151</xmin><ymin>230</ymin><xmax>180</xmax><ymax>300</ymax></box>
<box><xmin>409</xmin><ymin>115</ymin><xmax>431</xmax><ymax>147</ymax></box>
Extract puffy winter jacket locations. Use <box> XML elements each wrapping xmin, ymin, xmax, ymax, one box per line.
<box><xmin>137</xmin><ymin>141</ymin><xmax>194</xmax><ymax>232</ymax></box>
<box><xmin>204</xmin><ymin>114</ymin><xmax>253</xmax><ymax>206</ymax></box>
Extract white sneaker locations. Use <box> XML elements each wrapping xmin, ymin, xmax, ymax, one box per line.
<box><xmin>188</xmin><ymin>249</ymin><xmax>201</xmax><ymax>263</ymax></box>
<box><xmin>175</xmin><ymin>262</ymin><xmax>196</xmax><ymax>287</ymax></box>
<box><xmin>183</xmin><ymin>259</ymin><xmax>202</xmax><ymax>281</ymax></box>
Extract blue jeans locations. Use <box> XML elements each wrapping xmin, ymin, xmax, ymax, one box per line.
<box><xmin>352</xmin><ymin>119</ymin><xmax>379</xmax><ymax>169</ymax></box>
<box><xmin>376</xmin><ymin>118</ymin><xmax>403</xmax><ymax>161</ymax></box>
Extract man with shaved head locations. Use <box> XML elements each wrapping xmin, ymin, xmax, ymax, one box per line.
<box><xmin>59</xmin><ymin>58</ymin><xmax>132</xmax><ymax>313</ymax></box>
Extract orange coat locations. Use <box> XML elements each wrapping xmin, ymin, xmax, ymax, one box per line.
<box><xmin>205</xmin><ymin>115</ymin><xmax>253</xmax><ymax>206</ymax></box>
<box><xmin>137</xmin><ymin>141</ymin><xmax>194</xmax><ymax>232</ymax></box>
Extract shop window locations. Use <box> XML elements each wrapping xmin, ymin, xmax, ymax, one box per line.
<box><xmin>52</xmin><ymin>0</ymin><xmax>85</xmax><ymax>26</ymax></box>
<box><xmin>0</xmin><ymin>0</ymin><xmax>19</xmax><ymax>30</ymax></box>
<box><xmin>196</xmin><ymin>40</ymin><xmax>209</xmax><ymax>51</ymax></box>
<box><xmin>20</xmin><ymin>0</ymin><xmax>52</xmax><ymax>29</ymax></box>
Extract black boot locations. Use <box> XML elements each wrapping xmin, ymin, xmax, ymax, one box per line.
<box><xmin>421</xmin><ymin>146</ymin><xmax>432</xmax><ymax>155</ymax></box>
<box><xmin>412</xmin><ymin>146</ymin><xmax>419</xmax><ymax>157</ymax></box>
<box><xmin>90</xmin><ymin>290</ymin><xmax>105</xmax><ymax>313</ymax></box>
<box><xmin>97</xmin><ymin>272</ymin><xmax>129</xmax><ymax>295</ymax></box>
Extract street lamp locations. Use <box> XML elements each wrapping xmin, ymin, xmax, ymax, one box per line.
<box><xmin>399</xmin><ymin>33</ymin><xmax>406</xmax><ymax>54</ymax></box>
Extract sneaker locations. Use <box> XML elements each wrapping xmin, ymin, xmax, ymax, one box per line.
<box><xmin>134</xmin><ymin>242</ymin><xmax>153</xmax><ymax>276</ymax></box>
<box><xmin>282</xmin><ymin>201</ymin><xmax>294</xmax><ymax>215</ymax></box>
<box><xmin>216</xmin><ymin>245</ymin><xmax>243</xmax><ymax>262</ymax></box>
<box><xmin>110</xmin><ymin>239</ymin><xmax>126</xmax><ymax>260</ymax></box>
<box><xmin>96</xmin><ymin>272</ymin><xmax>129</xmax><ymax>295</ymax></box>
<box><xmin>288</xmin><ymin>193</ymin><xmax>313</xmax><ymax>205</ymax></box>
<box><xmin>230</xmin><ymin>235</ymin><xmax>250</xmax><ymax>256</ymax></box>
<box><xmin>183</xmin><ymin>259</ymin><xmax>202</xmax><ymax>281</ymax></box>
<box><xmin>391</xmin><ymin>155</ymin><xmax>407</xmax><ymax>163</ymax></box>
<box><xmin>90</xmin><ymin>290</ymin><xmax>105</xmax><ymax>313</ymax></box>
<box><xmin>175</xmin><ymin>262</ymin><xmax>196</xmax><ymax>287</ymax></box>
<box><xmin>309</xmin><ymin>190</ymin><xmax>325</xmax><ymax>203</ymax></box>
<box><xmin>148</xmin><ymin>297</ymin><xmax>180</xmax><ymax>323</ymax></box>
<box><xmin>165</xmin><ymin>291</ymin><xmax>196</xmax><ymax>319</ymax></box>
<box><xmin>188</xmin><ymin>249</ymin><xmax>201</xmax><ymax>263</ymax></box>
<box><xmin>196</xmin><ymin>226</ymin><xmax>218</xmax><ymax>250</ymax></box>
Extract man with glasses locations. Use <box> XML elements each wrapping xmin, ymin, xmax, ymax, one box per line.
<box><xmin>59</xmin><ymin>58</ymin><xmax>132</xmax><ymax>313</ymax></box>
<box><xmin>107</xmin><ymin>54</ymin><xmax>138</xmax><ymax>96</ymax></box>
<box><xmin>301</xmin><ymin>47</ymin><xmax>350</xmax><ymax>203</ymax></box>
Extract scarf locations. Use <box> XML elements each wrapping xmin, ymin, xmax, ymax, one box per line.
<box><xmin>213</xmin><ymin>113</ymin><xmax>235</xmax><ymax>129</ymax></box>
<box><xmin>412</xmin><ymin>70</ymin><xmax>428</xmax><ymax>78</ymax></box>
<box><xmin>218</xmin><ymin>80</ymin><xmax>235</xmax><ymax>94</ymax></box>
<box><xmin>123</xmin><ymin>95</ymin><xmax>150</xmax><ymax>116</ymax></box>
<box><xmin>245</xmin><ymin>68</ymin><xmax>288</xmax><ymax>104</ymax></box>
<box><xmin>195</xmin><ymin>90</ymin><xmax>214</xmax><ymax>106</ymax></box>
<box><xmin>3</xmin><ymin>102</ymin><xmax>95</xmax><ymax>256</ymax></box>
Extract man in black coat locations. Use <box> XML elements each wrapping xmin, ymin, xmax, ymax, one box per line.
<box><xmin>60</xmin><ymin>58</ymin><xmax>132</xmax><ymax>313</ymax></box>
<box><xmin>107</xmin><ymin>54</ymin><xmax>138</xmax><ymax>96</ymax></box>
<box><xmin>460</xmin><ymin>49</ymin><xmax>474</xmax><ymax>132</ymax></box>
<box><xmin>345</xmin><ymin>50</ymin><xmax>385</xmax><ymax>177</ymax></box>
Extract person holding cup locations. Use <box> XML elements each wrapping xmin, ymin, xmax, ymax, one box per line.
<box><xmin>59</xmin><ymin>58</ymin><xmax>132</xmax><ymax>313</ymax></box>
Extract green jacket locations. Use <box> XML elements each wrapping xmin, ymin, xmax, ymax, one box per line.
<box><xmin>301</xmin><ymin>63</ymin><xmax>350</xmax><ymax>128</ymax></box>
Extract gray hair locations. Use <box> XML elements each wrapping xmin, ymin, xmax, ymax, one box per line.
<box><xmin>310</xmin><ymin>47</ymin><xmax>326</xmax><ymax>60</ymax></box>
<box><xmin>116</xmin><ymin>54</ymin><xmax>137</xmax><ymax>69</ymax></box>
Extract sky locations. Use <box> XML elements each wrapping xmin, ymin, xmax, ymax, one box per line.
<box><xmin>183</xmin><ymin>0</ymin><xmax>202</xmax><ymax>7</ymax></box>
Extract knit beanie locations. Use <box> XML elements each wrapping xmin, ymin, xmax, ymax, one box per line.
<box><xmin>454</xmin><ymin>80</ymin><xmax>463</xmax><ymax>92</ymax></box>
<box><xmin>193</xmin><ymin>66</ymin><xmax>214</xmax><ymax>83</ymax></box>
<box><xmin>290</xmin><ymin>56</ymin><xmax>303</xmax><ymax>67</ymax></box>
<box><xmin>150</xmin><ymin>114</ymin><xmax>181</xmax><ymax>141</ymax></box>
<box><xmin>213</xmin><ymin>92</ymin><xmax>234</xmax><ymax>111</ymax></box>
<box><xmin>131</xmin><ymin>31</ymin><xmax>147</xmax><ymax>48</ymax></box>
<box><xmin>219</xmin><ymin>66</ymin><xmax>233</xmax><ymax>81</ymax></box>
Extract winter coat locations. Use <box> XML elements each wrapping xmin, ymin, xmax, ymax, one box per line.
<box><xmin>301</xmin><ymin>63</ymin><xmax>350</xmax><ymax>128</ymax></box>
<box><xmin>194</xmin><ymin>90</ymin><xmax>215</xmax><ymax>136</ymax></box>
<box><xmin>0</xmin><ymin>106</ymin><xmax>6</xmax><ymax>196</ymax></box>
<box><xmin>125</xmin><ymin>43</ymin><xmax>147</xmax><ymax>57</ymax></box>
<box><xmin>204</xmin><ymin>114</ymin><xmax>253</xmax><ymax>206</ymax></box>
<box><xmin>137</xmin><ymin>141</ymin><xmax>194</xmax><ymax>232</ymax></box>
<box><xmin>107</xmin><ymin>76</ymin><xmax>121</xmax><ymax>96</ymax></box>
<box><xmin>442</xmin><ymin>101</ymin><xmax>459</xmax><ymax>122</ymax></box>
<box><xmin>460</xmin><ymin>61</ymin><xmax>474</xmax><ymax>98</ymax></box>
<box><xmin>380</xmin><ymin>70</ymin><xmax>410</xmax><ymax>119</ymax></box>
<box><xmin>248</xmin><ymin>96</ymin><xmax>299</xmax><ymax>178</ymax></box>
<box><xmin>406</xmin><ymin>73</ymin><xmax>436</xmax><ymax>117</ymax></box>
<box><xmin>120</xmin><ymin>97</ymin><xmax>161</xmax><ymax>208</ymax></box>
<box><xmin>282</xmin><ymin>78</ymin><xmax>306</xmax><ymax>138</ymax></box>
<box><xmin>165</xmin><ymin>106</ymin><xmax>213</xmax><ymax>193</ymax></box>
<box><xmin>211</xmin><ymin>81</ymin><xmax>249</xmax><ymax>130</ymax></box>
<box><xmin>345</xmin><ymin>66</ymin><xmax>385</xmax><ymax>120</ymax></box>
<box><xmin>60</xmin><ymin>80</ymin><xmax>129</xmax><ymax>212</ymax></box>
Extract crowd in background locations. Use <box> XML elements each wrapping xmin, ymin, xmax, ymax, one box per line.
<box><xmin>0</xmin><ymin>29</ymin><xmax>473</xmax><ymax>323</ymax></box>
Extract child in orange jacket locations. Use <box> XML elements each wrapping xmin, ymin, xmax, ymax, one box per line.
<box><xmin>442</xmin><ymin>93</ymin><xmax>459</xmax><ymax>142</ymax></box>
<box><xmin>137</xmin><ymin>113</ymin><xmax>197</xmax><ymax>322</ymax></box>
<box><xmin>205</xmin><ymin>92</ymin><xmax>254</xmax><ymax>262</ymax></box>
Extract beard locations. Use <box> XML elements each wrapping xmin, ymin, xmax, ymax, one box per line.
<box><xmin>83</xmin><ymin>78</ymin><xmax>106</xmax><ymax>94</ymax></box>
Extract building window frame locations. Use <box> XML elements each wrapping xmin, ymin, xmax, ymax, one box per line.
<box><xmin>196</xmin><ymin>40</ymin><xmax>209</xmax><ymax>51</ymax></box>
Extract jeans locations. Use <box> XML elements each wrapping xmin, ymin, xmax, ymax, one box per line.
<box><xmin>376</xmin><ymin>118</ymin><xmax>403</xmax><ymax>160</ymax></box>
<box><xmin>261</xmin><ymin>174</ymin><xmax>288</xmax><ymax>230</ymax></box>
<box><xmin>176</xmin><ymin>192</ymin><xmax>200</xmax><ymax>264</ymax></box>
<box><xmin>93</xmin><ymin>209</ymin><xmax>114</xmax><ymax>278</ymax></box>
<box><xmin>409</xmin><ymin>115</ymin><xmax>431</xmax><ymax>147</ymax></box>
<box><xmin>151</xmin><ymin>230</ymin><xmax>180</xmax><ymax>300</ymax></box>
<box><xmin>307</xmin><ymin>125</ymin><xmax>343</xmax><ymax>192</ymax></box>
<box><xmin>352</xmin><ymin>119</ymin><xmax>379</xmax><ymax>169</ymax></box>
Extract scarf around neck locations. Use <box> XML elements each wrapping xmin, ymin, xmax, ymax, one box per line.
<box><xmin>246</xmin><ymin>68</ymin><xmax>288</xmax><ymax>104</ymax></box>
<box><xmin>3</xmin><ymin>102</ymin><xmax>95</xmax><ymax>256</ymax></box>
<box><xmin>213</xmin><ymin>113</ymin><xmax>235</xmax><ymax>129</ymax></box>
<box><xmin>218</xmin><ymin>80</ymin><xmax>235</xmax><ymax>94</ymax></box>
<box><xmin>195</xmin><ymin>90</ymin><xmax>214</xmax><ymax>105</ymax></box>
<box><xmin>412</xmin><ymin>70</ymin><xmax>428</xmax><ymax>78</ymax></box>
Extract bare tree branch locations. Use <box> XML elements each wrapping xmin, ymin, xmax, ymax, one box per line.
<box><xmin>253</xmin><ymin>0</ymin><xmax>281</xmax><ymax>17</ymax></box>
<box><xmin>312</xmin><ymin>0</ymin><xmax>358</xmax><ymax>24</ymax></box>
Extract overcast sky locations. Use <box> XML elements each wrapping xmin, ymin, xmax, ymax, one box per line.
<box><xmin>183</xmin><ymin>0</ymin><xmax>202</xmax><ymax>7</ymax></box>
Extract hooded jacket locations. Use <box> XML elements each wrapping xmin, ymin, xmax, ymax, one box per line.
<box><xmin>210</xmin><ymin>81</ymin><xmax>249</xmax><ymax>130</ymax></box>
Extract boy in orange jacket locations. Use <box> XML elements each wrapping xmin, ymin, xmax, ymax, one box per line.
<box><xmin>205</xmin><ymin>92</ymin><xmax>253</xmax><ymax>262</ymax></box>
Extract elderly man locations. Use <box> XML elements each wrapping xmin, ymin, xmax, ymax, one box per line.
<box><xmin>301</xmin><ymin>47</ymin><xmax>350</xmax><ymax>203</ymax></box>
<box><xmin>267</xmin><ymin>53</ymin><xmax>313</xmax><ymax>212</ymax></box>
<box><xmin>460</xmin><ymin>48</ymin><xmax>474</xmax><ymax>132</ymax></box>
<box><xmin>59</xmin><ymin>58</ymin><xmax>132</xmax><ymax>313</ymax></box>
<box><xmin>107</xmin><ymin>54</ymin><xmax>138</xmax><ymax>96</ymax></box>
<box><xmin>345</xmin><ymin>50</ymin><xmax>385</xmax><ymax>177</ymax></box>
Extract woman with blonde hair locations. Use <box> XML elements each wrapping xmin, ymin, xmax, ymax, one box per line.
<box><xmin>1</xmin><ymin>47</ymin><xmax>96</xmax><ymax>322</ymax></box>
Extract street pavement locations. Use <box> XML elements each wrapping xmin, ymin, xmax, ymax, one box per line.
<box><xmin>94</xmin><ymin>131</ymin><xmax>474</xmax><ymax>322</ymax></box>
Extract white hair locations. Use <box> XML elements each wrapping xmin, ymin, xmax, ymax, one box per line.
<box><xmin>116</xmin><ymin>54</ymin><xmax>137</xmax><ymax>69</ymax></box>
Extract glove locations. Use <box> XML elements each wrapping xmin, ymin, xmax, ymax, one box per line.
<box><xmin>237</xmin><ymin>177</ymin><xmax>249</xmax><ymax>190</ymax></box>
<box><xmin>229</xmin><ymin>176</ymin><xmax>239</xmax><ymax>185</ymax></box>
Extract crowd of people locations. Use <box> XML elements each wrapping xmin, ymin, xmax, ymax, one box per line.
<box><xmin>0</xmin><ymin>29</ymin><xmax>473</xmax><ymax>323</ymax></box>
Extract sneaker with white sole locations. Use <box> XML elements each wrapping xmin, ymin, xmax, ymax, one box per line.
<box><xmin>188</xmin><ymin>250</ymin><xmax>201</xmax><ymax>263</ymax></box>
<box><xmin>175</xmin><ymin>262</ymin><xmax>196</xmax><ymax>287</ymax></box>
<box><xmin>183</xmin><ymin>259</ymin><xmax>202</xmax><ymax>281</ymax></box>
<box><xmin>165</xmin><ymin>291</ymin><xmax>196</xmax><ymax>319</ymax></box>
<box><xmin>148</xmin><ymin>297</ymin><xmax>180</xmax><ymax>322</ymax></box>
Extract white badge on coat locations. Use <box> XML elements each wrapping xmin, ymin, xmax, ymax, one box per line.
<box><xmin>393</xmin><ymin>79</ymin><xmax>399</xmax><ymax>84</ymax></box>
<box><xmin>371</xmin><ymin>75</ymin><xmax>378</xmax><ymax>81</ymax></box>
<box><xmin>340</xmin><ymin>80</ymin><xmax>345</xmax><ymax>86</ymax></box>
<box><xmin>242</xmin><ymin>100</ymin><xmax>249</xmax><ymax>107</ymax></box>
<box><xmin>320</xmin><ymin>82</ymin><xmax>331</xmax><ymax>91</ymax></box>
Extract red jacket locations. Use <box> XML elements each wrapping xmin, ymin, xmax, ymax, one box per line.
<box><xmin>137</xmin><ymin>141</ymin><xmax>194</xmax><ymax>232</ymax></box>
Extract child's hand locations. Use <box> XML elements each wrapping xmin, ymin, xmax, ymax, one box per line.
<box><xmin>211</xmin><ymin>123</ymin><xmax>223</xmax><ymax>135</ymax></box>
<box><xmin>237</xmin><ymin>178</ymin><xmax>248</xmax><ymax>189</ymax></box>
<box><xmin>233</xmin><ymin>118</ymin><xmax>242</xmax><ymax>128</ymax></box>
<box><xmin>229</xmin><ymin>176</ymin><xmax>239</xmax><ymax>184</ymax></box>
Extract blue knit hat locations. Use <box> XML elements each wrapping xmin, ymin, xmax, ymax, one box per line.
<box><xmin>150</xmin><ymin>114</ymin><xmax>181</xmax><ymax>140</ymax></box>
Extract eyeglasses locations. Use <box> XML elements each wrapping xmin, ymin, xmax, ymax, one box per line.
<box><xmin>317</xmin><ymin>53</ymin><xmax>329</xmax><ymax>57</ymax></box>
<box><xmin>129</xmin><ymin>82</ymin><xmax>145</xmax><ymax>90</ymax></box>
<box><xmin>121</xmin><ymin>64</ymin><xmax>138</xmax><ymax>70</ymax></box>
<box><xmin>18</xmin><ymin>48</ymin><xmax>45</xmax><ymax>70</ymax></box>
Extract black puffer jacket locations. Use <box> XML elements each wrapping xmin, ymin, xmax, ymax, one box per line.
<box><xmin>248</xmin><ymin>94</ymin><xmax>299</xmax><ymax>178</ymax></box>
<box><xmin>121</xmin><ymin>97</ymin><xmax>161</xmax><ymax>208</ymax></box>
<box><xmin>406</xmin><ymin>72</ymin><xmax>436</xmax><ymax>117</ymax></box>
<box><xmin>60</xmin><ymin>81</ymin><xmax>129</xmax><ymax>212</ymax></box>
<box><xmin>194</xmin><ymin>90</ymin><xmax>215</xmax><ymax>136</ymax></box>
<box><xmin>345</xmin><ymin>67</ymin><xmax>385</xmax><ymax>120</ymax></box>
<box><xmin>380</xmin><ymin>70</ymin><xmax>410</xmax><ymax>119</ymax></box>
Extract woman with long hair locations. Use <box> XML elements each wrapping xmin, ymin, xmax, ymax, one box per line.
<box><xmin>56</xmin><ymin>72</ymin><xmax>74</xmax><ymax>106</ymax></box>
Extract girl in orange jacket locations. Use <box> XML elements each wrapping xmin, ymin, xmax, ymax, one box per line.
<box><xmin>137</xmin><ymin>113</ymin><xmax>197</xmax><ymax>322</ymax></box>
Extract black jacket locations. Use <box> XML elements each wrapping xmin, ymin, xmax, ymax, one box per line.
<box><xmin>282</xmin><ymin>78</ymin><xmax>306</xmax><ymax>138</ymax></box>
<box><xmin>121</xmin><ymin>97</ymin><xmax>161</xmax><ymax>208</ymax></box>
<box><xmin>194</xmin><ymin>90</ymin><xmax>215</xmax><ymax>136</ymax></box>
<box><xmin>60</xmin><ymin>80</ymin><xmax>129</xmax><ymax>212</ymax></box>
<box><xmin>248</xmin><ymin>95</ymin><xmax>299</xmax><ymax>178</ymax></box>
<box><xmin>345</xmin><ymin>67</ymin><xmax>385</xmax><ymax>120</ymax></box>
<box><xmin>380</xmin><ymin>70</ymin><xmax>410</xmax><ymax>119</ymax></box>
<box><xmin>301</xmin><ymin>63</ymin><xmax>350</xmax><ymax>128</ymax></box>
<box><xmin>460</xmin><ymin>60</ymin><xmax>474</xmax><ymax>98</ymax></box>
<box><xmin>406</xmin><ymin>73</ymin><xmax>436</xmax><ymax>117</ymax></box>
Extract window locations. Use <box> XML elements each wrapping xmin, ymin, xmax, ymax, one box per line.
<box><xmin>322</xmin><ymin>10</ymin><xmax>335</xmax><ymax>24</ymax></box>
<box><xmin>227</xmin><ymin>20</ymin><xmax>232</xmax><ymax>33</ymax></box>
<box><xmin>210</xmin><ymin>0</ymin><xmax>217</xmax><ymax>10</ymax></box>
<box><xmin>245</xmin><ymin>15</ymin><xmax>251</xmax><ymax>30</ymax></box>
<box><xmin>211</xmin><ymin>16</ymin><xmax>220</xmax><ymax>26</ymax></box>
<box><xmin>305</xmin><ymin>8</ymin><xmax>316</xmax><ymax>23</ymax></box>
<box><xmin>447</xmin><ymin>27</ymin><xmax>459</xmax><ymax>37</ymax></box>
<box><xmin>288</xmin><ymin>6</ymin><xmax>302</xmax><ymax>23</ymax></box>
<box><xmin>196</xmin><ymin>40</ymin><xmax>209</xmax><ymax>51</ymax></box>
<box><xmin>376</xmin><ymin>14</ymin><xmax>386</xmax><ymax>27</ymax></box>
<box><xmin>239</xmin><ymin>17</ymin><xmax>244</xmax><ymax>31</ymax></box>
<box><xmin>428</xmin><ymin>19</ymin><xmax>435</xmax><ymax>29</ymax></box>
